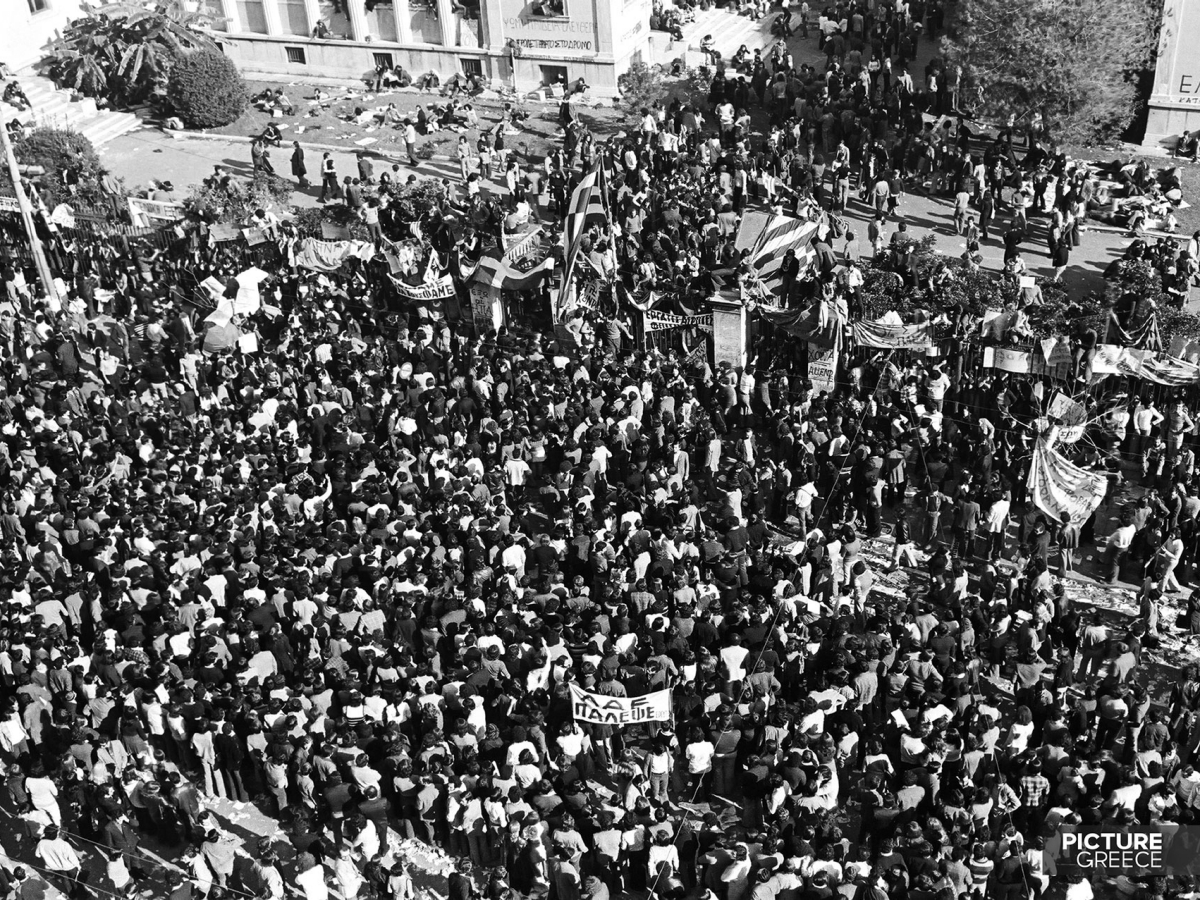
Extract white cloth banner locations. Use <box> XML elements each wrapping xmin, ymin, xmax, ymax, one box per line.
<box><xmin>568</xmin><ymin>684</ymin><xmax>671</xmax><ymax>725</ymax></box>
<box><xmin>1047</xmin><ymin>392</ymin><xmax>1087</xmax><ymax>444</ymax></box>
<box><xmin>1028</xmin><ymin>438</ymin><xmax>1107</xmax><ymax>525</ymax></box>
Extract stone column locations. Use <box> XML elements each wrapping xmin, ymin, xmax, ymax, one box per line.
<box><xmin>394</xmin><ymin>0</ymin><xmax>413</xmax><ymax>42</ymax></box>
<box><xmin>261</xmin><ymin>0</ymin><xmax>285</xmax><ymax>35</ymax></box>
<box><xmin>217</xmin><ymin>0</ymin><xmax>243</xmax><ymax>34</ymax></box>
<box><xmin>480</xmin><ymin>0</ymin><xmax>504</xmax><ymax>51</ymax></box>
<box><xmin>709</xmin><ymin>290</ymin><xmax>747</xmax><ymax>368</ymax></box>
<box><xmin>435</xmin><ymin>0</ymin><xmax>455</xmax><ymax>45</ymax></box>
<box><xmin>301</xmin><ymin>0</ymin><xmax>321</xmax><ymax>35</ymax></box>
<box><xmin>345</xmin><ymin>0</ymin><xmax>370</xmax><ymax>40</ymax></box>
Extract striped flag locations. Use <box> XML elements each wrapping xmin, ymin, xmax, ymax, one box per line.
<box><xmin>734</xmin><ymin>210</ymin><xmax>819</xmax><ymax>302</ymax></box>
<box><xmin>475</xmin><ymin>253</ymin><xmax>557</xmax><ymax>291</ymax></box>
<box><xmin>557</xmin><ymin>162</ymin><xmax>608</xmax><ymax>320</ymax></box>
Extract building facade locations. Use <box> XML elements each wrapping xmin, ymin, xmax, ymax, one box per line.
<box><xmin>1147</xmin><ymin>0</ymin><xmax>1200</xmax><ymax>148</ymax></box>
<box><xmin>199</xmin><ymin>0</ymin><xmax>652</xmax><ymax>95</ymax></box>
<box><xmin>6</xmin><ymin>0</ymin><xmax>88</xmax><ymax>71</ymax></box>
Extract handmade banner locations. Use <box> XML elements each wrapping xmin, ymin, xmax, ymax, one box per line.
<box><xmin>990</xmin><ymin>347</ymin><xmax>1032</xmax><ymax>374</ymax></box>
<box><xmin>1028</xmin><ymin>439</ymin><xmax>1107</xmax><ymax>525</ymax></box>
<box><xmin>1047</xmin><ymin>392</ymin><xmax>1088</xmax><ymax>444</ymax></box>
<box><xmin>644</xmin><ymin>310</ymin><xmax>714</xmax><ymax>333</ymax></box>
<box><xmin>128</xmin><ymin>197</ymin><xmax>185</xmax><ymax>228</ymax></box>
<box><xmin>807</xmin><ymin>342</ymin><xmax>838</xmax><ymax>394</ymax></box>
<box><xmin>389</xmin><ymin>275</ymin><xmax>456</xmax><ymax>302</ymax></box>
<box><xmin>850</xmin><ymin>320</ymin><xmax>932</xmax><ymax>349</ymax></box>
<box><xmin>1093</xmin><ymin>344</ymin><xmax>1200</xmax><ymax>386</ymax></box>
<box><xmin>295</xmin><ymin>238</ymin><xmax>376</xmax><ymax>272</ymax></box>
<box><xmin>568</xmin><ymin>684</ymin><xmax>671</xmax><ymax>725</ymax></box>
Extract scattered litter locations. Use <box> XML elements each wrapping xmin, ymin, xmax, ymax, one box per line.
<box><xmin>354</xmin><ymin>137</ymin><xmax>378</xmax><ymax>146</ymax></box>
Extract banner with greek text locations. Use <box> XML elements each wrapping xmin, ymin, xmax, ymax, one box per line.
<box><xmin>850</xmin><ymin>320</ymin><xmax>932</xmax><ymax>349</ymax></box>
<box><xmin>987</xmin><ymin>347</ymin><xmax>1033</xmax><ymax>374</ymax></box>
<box><xmin>644</xmin><ymin>310</ymin><xmax>714</xmax><ymax>333</ymax></box>
<box><xmin>568</xmin><ymin>684</ymin><xmax>671</xmax><ymax>725</ymax></box>
<box><xmin>807</xmin><ymin>342</ymin><xmax>837</xmax><ymax>394</ymax></box>
<box><xmin>388</xmin><ymin>275</ymin><xmax>457</xmax><ymax>301</ymax></box>
<box><xmin>128</xmin><ymin>197</ymin><xmax>185</xmax><ymax>228</ymax></box>
<box><xmin>1028</xmin><ymin>439</ymin><xmax>1107</xmax><ymax>526</ymax></box>
<box><xmin>1047</xmin><ymin>392</ymin><xmax>1087</xmax><ymax>444</ymax></box>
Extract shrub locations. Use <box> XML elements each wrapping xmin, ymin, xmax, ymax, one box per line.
<box><xmin>0</xmin><ymin>127</ymin><xmax>104</xmax><ymax>210</ymax></box>
<box><xmin>185</xmin><ymin>171</ymin><xmax>292</xmax><ymax>224</ymax></box>
<box><xmin>167</xmin><ymin>50</ymin><xmax>248</xmax><ymax>129</ymax></box>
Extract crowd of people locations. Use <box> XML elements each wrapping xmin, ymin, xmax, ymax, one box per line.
<box><xmin>0</xmin><ymin>4</ymin><xmax>1198</xmax><ymax>900</ymax></box>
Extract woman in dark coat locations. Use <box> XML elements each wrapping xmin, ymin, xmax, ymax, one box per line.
<box><xmin>291</xmin><ymin>141</ymin><xmax>308</xmax><ymax>188</ymax></box>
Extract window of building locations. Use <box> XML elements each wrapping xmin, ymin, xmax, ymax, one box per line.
<box><xmin>316</xmin><ymin>0</ymin><xmax>352</xmax><ymax>38</ymax></box>
<box><xmin>200</xmin><ymin>0</ymin><xmax>229</xmax><ymax>31</ymax></box>
<box><xmin>278</xmin><ymin>0</ymin><xmax>309</xmax><ymax>35</ymax></box>
<box><xmin>235</xmin><ymin>0</ymin><xmax>270</xmax><ymax>33</ymax></box>
<box><xmin>368</xmin><ymin>4</ymin><xmax>399</xmax><ymax>42</ymax></box>
<box><xmin>28</xmin><ymin>0</ymin><xmax>50</xmax><ymax>12</ymax></box>
<box><xmin>373</xmin><ymin>53</ymin><xmax>394</xmax><ymax>69</ymax></box>
<box><xmin>461</xmin><ymin>58</ymin><xmax>483</xmax><ymax>78</ymax></box>
<box><xmin>540</xmin><ymin>64</ymin><xmax>567</xmax><ymax>87</ymax></box>
<box><xmin>409</xmin><ymin>0</ymin><xmax>443</xmax><ymax>44</ymax></box>
<box><xmin>285</xmin><ymin>46</ymin><xmax>307</xmax><ymax>64</ymax></box>
<box><xmin>530</xmin><ymin>0</ymin><xmax>568</xmax><ymax>17</ymax></box>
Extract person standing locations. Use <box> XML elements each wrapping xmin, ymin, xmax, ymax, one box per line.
<box><xmin>979</xmin><ymin>189</ymin><xmax>995</xmax><ymax>241</ymax></box>
<box><xmin>1058</xmin><ymin>514</ymin><xmax>1080</xmax><ymax>576</ymax></box>
<box><xmin>36</xmin><ymin>826</ymin><xmax>80</xmax><ymax>891</ymax></box>
<box><xmin>291</xmin><ymin>141</ymin><xmax>308</xmax><ymax>188</ymax></box>
<box><xmin>319</xmin><ymin>152</ymin><xmax>338</xmax><ymax>203</ymax></box>
<box><xmin>953</xmin><ymin>186</ymin><xmax>971</xmax><ymax>234</ymax></box>
<box><xmin>404</xmin><ymin>119</ymin><xmax>420</xmax><ymax>166</ymax></box>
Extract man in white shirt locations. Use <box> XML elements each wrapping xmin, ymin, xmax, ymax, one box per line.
<box><xmin>36</xmin><ymin>826</ymin><xmax>81</xmax><ymax>883</ymax></box>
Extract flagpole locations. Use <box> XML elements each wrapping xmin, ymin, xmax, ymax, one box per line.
<box><xmin>0</xmin><ymin>124</ymin><xmax>58</xmax><ymax>305</ymax></box>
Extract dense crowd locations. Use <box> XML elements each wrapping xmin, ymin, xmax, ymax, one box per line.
<box><xmin>0</xmin><ymin>4</ymin><xmax>1197</xmax><ymax>900</ymax></box>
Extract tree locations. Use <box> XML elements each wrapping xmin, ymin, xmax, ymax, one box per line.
<box><xmin>617</xmin><ymin>61</ymin><xmax>669</xmax><ymax>126</ymax></box>
<box><xmin>167</xmin><ymin>50</ymin><xmax>248</xmax><ymax>128</ymax></box>
<box><xmin>0</xmin><ymin>127</ymin><xmax>106</xmax><ymax>211</ymax></box>
<box><xmin>942</xmin><ymin>0</ymin><xmax>1162</xmax><ymax>144</ymax></box>
<box><xmin>41</xmin><ymin>1</ymin><xmax>218</xmax><ymax>108</ymax></box>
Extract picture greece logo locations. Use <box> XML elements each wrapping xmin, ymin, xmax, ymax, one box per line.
<box><xmin>1061</xmin><ymin>832</ymin><xmax>1163</xmax><ymax>870</ymax></box>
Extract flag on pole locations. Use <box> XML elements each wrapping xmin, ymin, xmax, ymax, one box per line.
<box><xmin>557</xmin><ymin>162</ymin><xmax>607</xmax><ymax>320</ymax></box>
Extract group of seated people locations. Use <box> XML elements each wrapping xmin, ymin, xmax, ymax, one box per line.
<box><xmin>649</xmin><ymin>4</ymin><xmax>690</xmax><ymax>39</ymax></box>
<box><xmin>371</xmin><ymin>62</ymin><xmax>414</xmax><ymax>92</ymax></box>
<box><xmin>250</xmin><ymin>87</ymin><xmax>295</xmax><ymax>116</ymax></box>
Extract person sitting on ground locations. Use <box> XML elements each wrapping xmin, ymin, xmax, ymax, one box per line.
<box><xmin>3</xmin><ymin>81</ymin><xmax>29</xmax><ymax>112</ymax></box>
<box><xmin>272</xmin><ymin>89</ymin><xmax>295</xmax><ymax>115</ymax></box>
<box><xmin>261</xmin><ymin>123</ymin><xmax>283</xmax><ymax>147</ymax></box>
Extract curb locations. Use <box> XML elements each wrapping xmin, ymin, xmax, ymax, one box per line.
<box><xmin>165</xmin><ymin>129</ymin><xmax>440</xmax><ymax>162</ymax></box>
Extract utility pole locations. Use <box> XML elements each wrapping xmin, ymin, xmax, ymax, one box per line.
<box><xmin>0</xmin><ymin>123</ymin><xmax>58</xmax><ymax>305</ymax></box>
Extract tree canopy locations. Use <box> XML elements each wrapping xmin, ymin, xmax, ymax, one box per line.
<box><xmin>942</xmin><ymin>0</ymin><xmax>1162</xmax><ymax>144</ymax></box>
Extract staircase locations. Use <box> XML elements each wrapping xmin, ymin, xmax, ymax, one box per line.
<box><xmin>9</xmin><ymin>72</ymin><xmax>142</xmax><ymax>147</ymax></box>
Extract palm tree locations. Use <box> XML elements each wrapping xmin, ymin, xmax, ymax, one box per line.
<box><xmin>42</xmin><ymin>1</ymin><xmax>220</xmax><ymax>106</ymax></box>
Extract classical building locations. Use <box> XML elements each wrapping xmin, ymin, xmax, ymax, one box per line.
<box><xmin>1147</xmin><ymin>0</ymin><xmax>1200</xmax><ymax>148</ymax></box>
<box><xmin>199</xmin><ymin>0</ymin><xmax>652</xmax><ymax>95</ymax></box>
<box><xmin>6</xmin><ymin>0</ymin><xmax>88</xmax><ymax>70</ymax></box>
